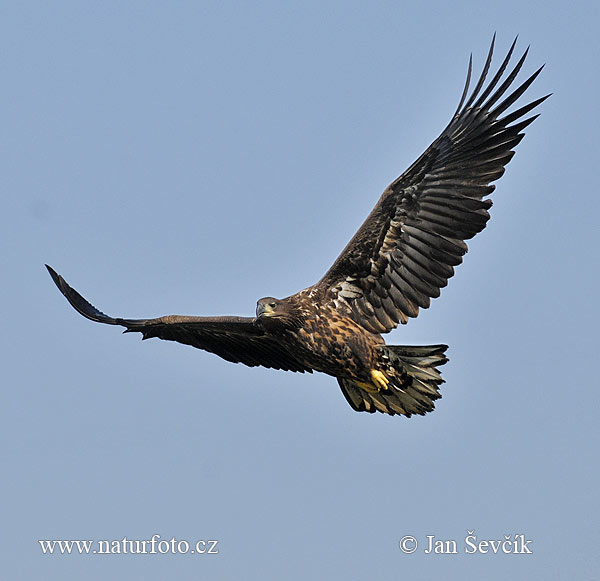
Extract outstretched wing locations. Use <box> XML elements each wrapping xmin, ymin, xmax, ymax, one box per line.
<box><xmin>46</xmin><ymin>265</ymin><xmax>311</xmax><ymax>373</ymax></box>
<box><xmin>315</xmin><ymin>37</ymin><xmax>549</xmax><ymax>334</ymax></box>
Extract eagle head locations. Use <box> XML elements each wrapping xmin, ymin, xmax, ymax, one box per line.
<box><xmin>256</xmin><ymin>297</ymin><xmax>304</xmax><ymax>330</ymax></box>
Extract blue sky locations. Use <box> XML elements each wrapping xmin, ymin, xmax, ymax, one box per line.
<box><xmin>2</xmin><ymin>1</ymin><xmax>599</xmax><ymax>579</ymax></box>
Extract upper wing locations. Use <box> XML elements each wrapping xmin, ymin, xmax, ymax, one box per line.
<box><xmin>46</xmin><ymin>265</ymin><xmax>311</xmax><ymax>373</ymax></box>
<box><xmin>314</xmin><ymin>37</ymin><xmax>549</xmax><ymax>334</ymax></box>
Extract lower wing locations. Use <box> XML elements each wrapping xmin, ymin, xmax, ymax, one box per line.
<box><xmin>46</xmin><ymin>265</ymin><xmax>311</xmax><ymax>373</ymax></box>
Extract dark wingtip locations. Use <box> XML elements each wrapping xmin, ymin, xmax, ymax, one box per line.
<box><xmin>46</xmin><ymin>264</ymin><xmax>74</xmax><ymax>300</ymax></box>
<box><xmin>45</xmin><ymin>264</ymin><xmax>61</xmax><ymax>287</ymax></box>
<box><xmin>46</xmin><ymin>265</ymin><xmax>119</xmax><ymax>325</ymax></box>
<box><xmin>453</xmin><ymin>53</ymin><xmax>473</xmax><ymax>117</ymax></box>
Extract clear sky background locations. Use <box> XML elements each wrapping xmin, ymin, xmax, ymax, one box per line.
<box><xmin>2</xmin><ymin>1</ymin><xmax>598</xmax><ymax>579</ymax></box>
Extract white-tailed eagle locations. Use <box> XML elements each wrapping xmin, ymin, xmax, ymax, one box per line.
<box><xmin>48</xmin><ymin>37</ymin><xmax>548</xmax><ymax>417</ymax></box>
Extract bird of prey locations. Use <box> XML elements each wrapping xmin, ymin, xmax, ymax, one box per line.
<box><xmin>47</xmin><ymin>37</ymin><xmax>548</xmax><ymax>417</ymax></box>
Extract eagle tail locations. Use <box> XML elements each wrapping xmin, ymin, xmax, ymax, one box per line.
<box><xmin>337</xmin><ymin>344</ymin><xmax>449</xmax><ymax>416</ymax></box>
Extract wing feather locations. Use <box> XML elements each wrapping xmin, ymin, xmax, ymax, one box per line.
<box><xmin>46</xmin><ymin>265</ymin><xmax>311</xmax><ymax>373</ymax></box>
<box><xmin>315</xmin><ymin>38</ymin><xmax>549</xmax><ymax>333</ymax></box>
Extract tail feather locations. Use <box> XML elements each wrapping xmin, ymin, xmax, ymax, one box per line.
<box><xmin>338</xmin><ymin>344</ymin><xmax>449</xmax><ymax>417</ymax></box>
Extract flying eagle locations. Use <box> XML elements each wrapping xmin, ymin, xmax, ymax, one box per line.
<box><xmin>47</xmin><ymin>38</ymin><xmax>548</xmax><ymax>417</ymax></box>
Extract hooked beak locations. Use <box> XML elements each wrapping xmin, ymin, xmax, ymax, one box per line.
<box><xmin>256</xmin><ymin>302</ymin><xmax>275</xmax><ymax>318</ymax></box>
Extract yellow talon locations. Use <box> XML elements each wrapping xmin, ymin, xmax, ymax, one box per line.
<box><xmin>355</xmin><ymin>370</ymin><xmax>390</xmax><ymax>393</ymax></box>
<box><xmin>371</xmin><ymin>369</ymin><xmax>389</xmax><ymax>391</ymax></box>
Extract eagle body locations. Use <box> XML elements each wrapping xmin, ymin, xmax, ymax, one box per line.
<box><xmin>256</xmin><ymin>293</ymin><xmax>384</xmax><ymax>384</ymax></box>
<box><xmin>47</xmin><ymin>38</ymin><xmax>548</xmax><ymax>417</ymax></box>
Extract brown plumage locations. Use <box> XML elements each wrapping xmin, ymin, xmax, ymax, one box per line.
<box><xmin>47</xmin><ymin>37</ymin><xmax>548</xmax><ymax>417</ymax></box>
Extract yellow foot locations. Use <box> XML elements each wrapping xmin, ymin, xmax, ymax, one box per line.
<box><xmin>371</xmin><ymin>369</ymin><xmax>390</xmax><ymax>391</ymax></box>
<box><xmin>355</xmin><ymin>370</ymin><xmax>390</xmax><ymax>393</ymax></box>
